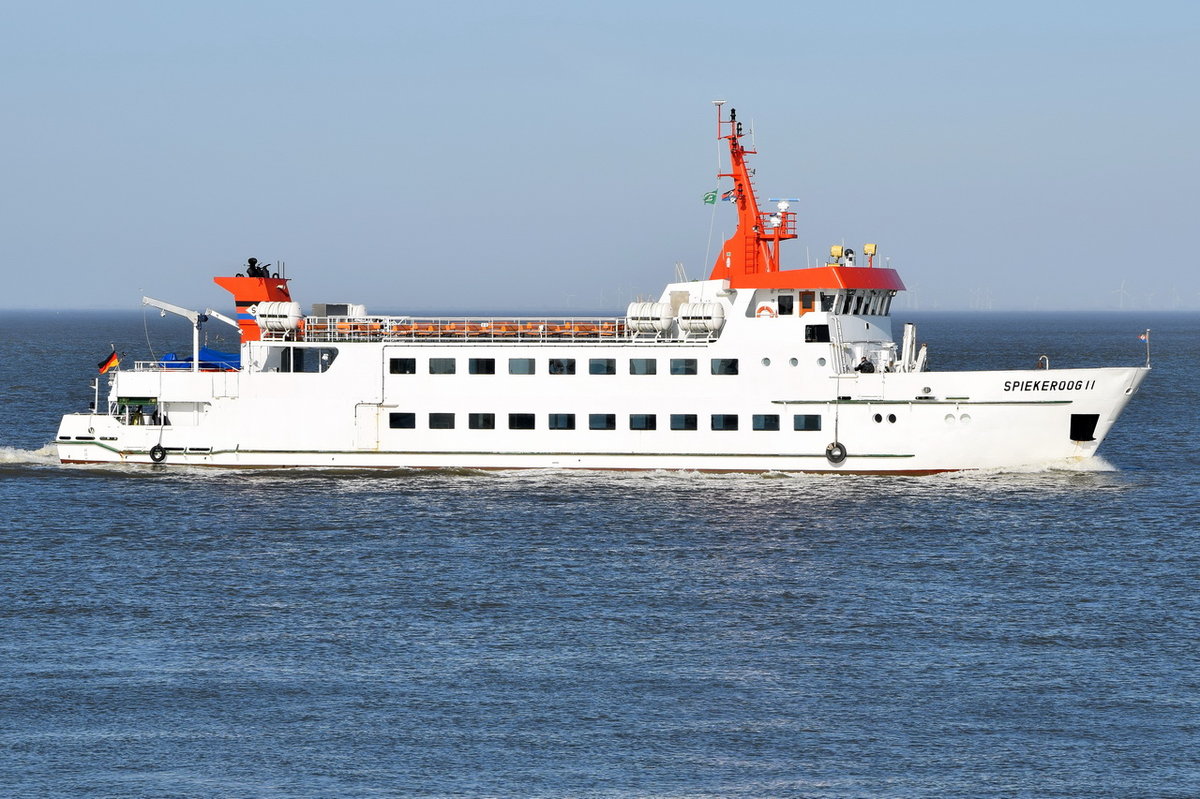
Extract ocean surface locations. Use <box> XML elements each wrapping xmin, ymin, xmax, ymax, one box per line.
<box><xmin>1</xmin><ymin>310</ymin><xmax>1197</xmax><ymax>798</ymax></box>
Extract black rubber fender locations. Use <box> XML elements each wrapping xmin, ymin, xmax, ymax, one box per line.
<box><xmin>825</xmin><ymin>442</ymin><xmax>847</xmax><ymax>464</ymax></box>
<box><xmin>149</xmin><ymin>444</ymin><xmax>167</xmax><ymax>463</ymax></box>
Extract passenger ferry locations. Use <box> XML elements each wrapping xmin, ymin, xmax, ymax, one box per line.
<box><xmin>55</xmin><ymin>105</ymin><xmax>1149</xmax><ymax>473</ymax></box>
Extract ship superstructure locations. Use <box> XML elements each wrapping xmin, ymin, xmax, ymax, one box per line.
<box><xmin>55</xmin><ymin>106</ymin><xmax>1149</xmax><ymax>472</ymax></box>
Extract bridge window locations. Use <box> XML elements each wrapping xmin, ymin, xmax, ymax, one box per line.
<box><xmin>800</xmin><ymin>291</ymin><xmax>815</xmax><ymax>312</ymax></box>
<box><xmin>777</xmin><ymin>295</ymin><xmax>794</xmax><ymax>316</ymax></box>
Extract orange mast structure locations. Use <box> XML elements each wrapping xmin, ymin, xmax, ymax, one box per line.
<box><xmin>708</xmin><ymin>104</ymin><xmax>797</xmax><ymax>281</ymax></box>
<box><xmin>707</xmin><ymin>104</ymin><xmax>905</xmax><ymax>293</ymax></box>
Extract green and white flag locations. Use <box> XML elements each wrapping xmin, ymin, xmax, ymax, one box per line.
<box><xmin>702</xmin><ymin>189</ymin><xmax>717</xmax><ymax>205</ymax></box>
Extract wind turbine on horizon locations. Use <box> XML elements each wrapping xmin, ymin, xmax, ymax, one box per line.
<box><xmin>1112</xmin><ymin>280</ymin><xmax>1133</xmax><ymax>310</ymax></box>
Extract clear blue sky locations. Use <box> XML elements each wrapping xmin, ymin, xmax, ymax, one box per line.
<box><xmin>2</xmin><ymin>0</ymin><xmax>1196</xmax><ymax>312</ymax></box>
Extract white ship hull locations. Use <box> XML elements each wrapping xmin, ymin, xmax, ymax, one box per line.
<box><xmin>56</xmin><ymin>318</ymin><xmax>1148</xmax><ymax>473</ymax></box>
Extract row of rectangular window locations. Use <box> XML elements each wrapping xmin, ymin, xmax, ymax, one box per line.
<box><xmin>388</xmin><ymin>412</ymin><xmax>822</xmax><ymax>431</ymax></box>
<box><xmin>390</xmin><ymin>357</ymin><xmax>739</xmax><ymax>376</ymax></box>
<box><xmin>772</xmin><ymin>291</ymin><xmax>892</xmax><ymax>316</ymax></box>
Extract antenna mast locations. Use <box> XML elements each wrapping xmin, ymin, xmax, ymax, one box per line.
<box><xmin>707</xmin><ymin>104</ymin><xmax>797</xmax><ymax>281</ymax></box>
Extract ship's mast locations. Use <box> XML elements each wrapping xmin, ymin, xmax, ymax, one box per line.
<box><xmin>708</xmin><ymin>104</ymin><xmax>797</xmax><ymax>281</ymax></box>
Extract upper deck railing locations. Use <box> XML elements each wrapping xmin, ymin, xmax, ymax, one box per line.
<box><xmin>295</xmin><ymin>315</ymin><xmax>638</xmax><ymax>343</ymax></box>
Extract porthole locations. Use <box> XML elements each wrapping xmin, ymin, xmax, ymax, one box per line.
<box><xmin>816</xmin><ymin>357</ymin><xmax>825</xmax><ymax>367</ymax></box>
<box><xmin>761</xmin><ymin>357</ymin><xmax>771</xmax><ymax>367</ymax></box>
<box><xmin>923</xmin><ymin>386</ymin><xmax>932</xmax><ymax>394</ymax></box>
<box><xmin>944</xmin><ymin>414</ymin><xmax>956</xmax><ymax>425</ymax></box>
<box><xmin>887</xmin><ymin>414</ymin><xmax>897</xmax><ymax>424</ymax></box>
<box><xmin>960</xmin><ymin>413</ymin><xmax>972</xmax><ymax>425</ymax></box>
<box><xmin>790</xmin><ymin>357</ymin><xmax>799</xmax><ymax>367</ymax></box>
<box><xmin>873</xmin><ymin>413</ymin><xmax>883</xmax><ymax>423</ymax></box>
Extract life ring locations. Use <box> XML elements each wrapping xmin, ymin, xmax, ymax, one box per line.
<box><xmin>825</xmin><ymin>442</ymin><xmax>847</xmax><ymax>464</ymax></box>
<box><xmin>149</xmin><ymin>444</ymin><xmax>167</xmax><ymax>463</ymax></box>
<box><xmin>756</xmin><ymin>304</ymin><xmax>777</xmax><ymax>318</ymax></box>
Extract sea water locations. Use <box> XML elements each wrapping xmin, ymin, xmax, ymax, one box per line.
<box><xmin>1</xmin><ymin>310</ymin><xmax>1197</xmax><ymax>798</ymax></box>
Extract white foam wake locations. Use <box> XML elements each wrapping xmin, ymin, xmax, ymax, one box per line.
<box><xmin>0</xmin><ymin>444</ymin><xmax>60</xmax><ymax>465</ymax></box>
<box><xmin>966</xmin><ymin>455</ymin><xmax>1118</xmax><ymax>475</ymax></box>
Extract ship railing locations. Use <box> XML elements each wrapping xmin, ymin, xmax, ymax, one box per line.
<box><xmin>130</xmin><ymin>360</ymin><xmax>241</xmax><ymax>372</ymax></box>
<box><xmin>757</xmin><ymin>211</ymin><xmax>797</xmax><ymax>237</ymax></box>
<box><xmin>300</xmin><ymin>315</ymin><xmax>634</xmax><ymax>343</ymax></box>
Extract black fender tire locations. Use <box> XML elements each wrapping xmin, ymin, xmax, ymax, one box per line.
<box><xmin>149</xmin><ymin>444</ymin><xmax>167</xmax><ymax>463</ymax></box>
<box><xmin>826</xmin><ymin>442</ymin><xmax>847</xmax><ymax>464</ymax></box>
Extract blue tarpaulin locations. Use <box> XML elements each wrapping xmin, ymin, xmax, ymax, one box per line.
<box><xmin>159</xmin><ymin>347</ymin><xmax>241</xmax><ymax>370</ymax></box>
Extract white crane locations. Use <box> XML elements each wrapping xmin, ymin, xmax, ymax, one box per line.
<box><xmin>142</xmin><ymin>296</ymin><xmax>238</xmax><ymax>372</ymax></box>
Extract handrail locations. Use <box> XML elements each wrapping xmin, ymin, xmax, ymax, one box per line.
<box><xmin>131</xmin><ymin>360</ymin><xmax>240</xmax><ymax>372</ymax></box>
<box><xmin>299</xmin><ymin>315</ymin><xmax>634</xmax><ymax>343</ymax></box>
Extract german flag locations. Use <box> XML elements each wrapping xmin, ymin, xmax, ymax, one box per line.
<box><xmin>98</xmin><ymin>350</ymin><xmax>119</xmax><ymax>374</ymax></box>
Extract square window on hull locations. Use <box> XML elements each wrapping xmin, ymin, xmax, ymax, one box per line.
<box><xmin>589</xmin><ymin>413</ymin><xmax>616</xmax><ymax>430</ymax></box>
<box><xmin>805</xmin><ymin>325</ymin><xmax>831</xmax><ymax>343</ymax></box>
<box><xmin>389</xmin><ymin>357</ymin><xmax>416</xmax><ymax>374</ymax></box>
<box><xmin>794</xmin><ymin>414</ymin><xmax>822</xmax><ymax>431</ymax></box>
<box><xmin>549</xmin><ymin>413</ymin><xmax>576</xmax><ymax>430</ymax></box>
<box><xmin>753</xmin><ymin>414</ymin><xmax>780</xmax><ymax>431</ymax></box>
<box><xmin>711</xmin><ymin>414</ymin><xmax>739</xmax><ymax>431</ymax></box>
<box><xmin>389</xmin><ymin>412</ymin><xmax>416</xmax><ymax>429</ymax></box>
<box><xmin>429</xmin><ymin>413</ymin><xmax>455</xmax><ymax>429</ymax></box>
